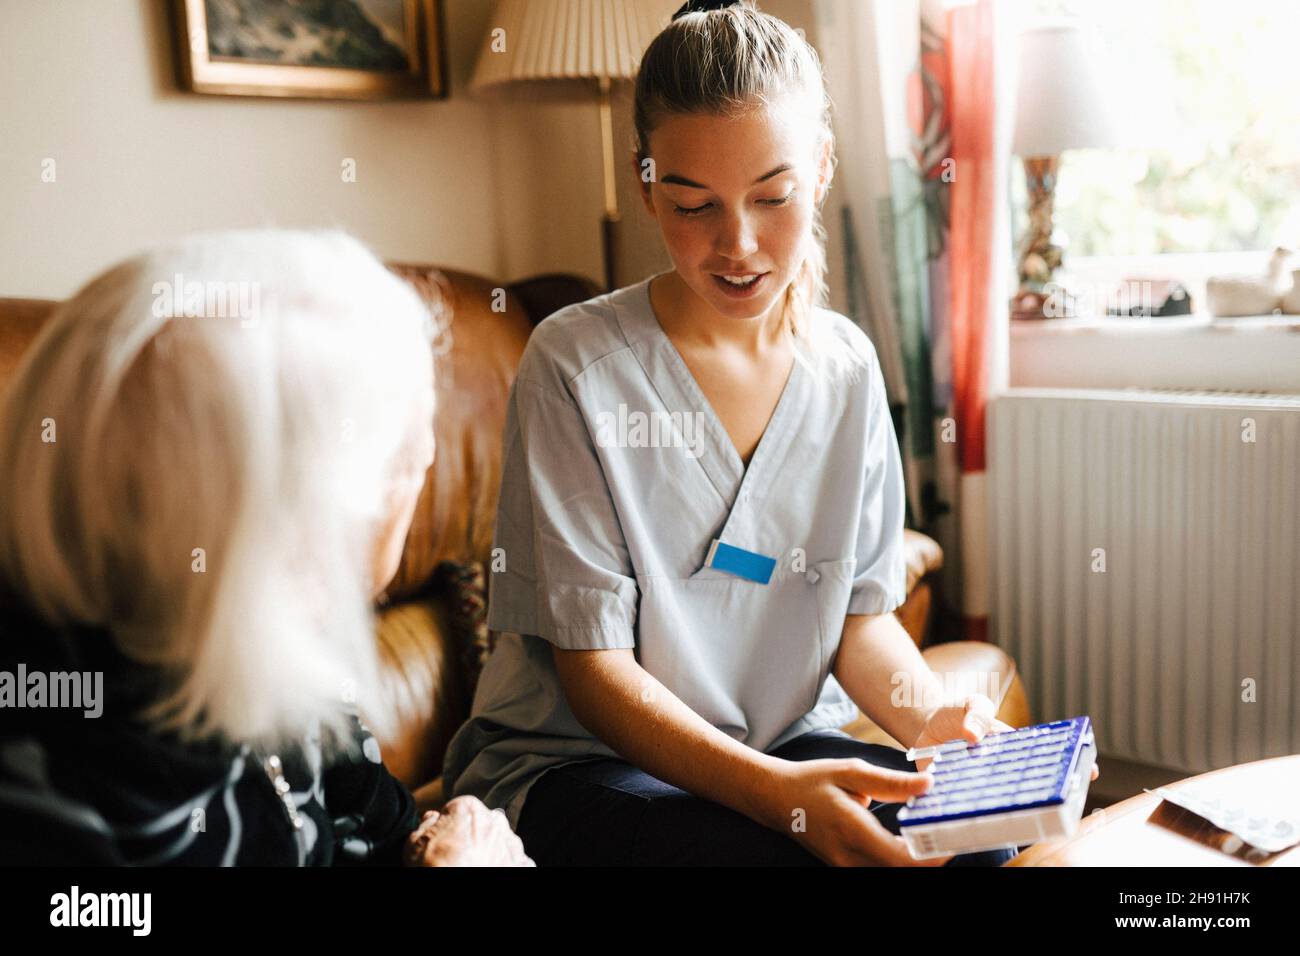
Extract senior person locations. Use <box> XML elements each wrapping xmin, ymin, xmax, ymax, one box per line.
<box><xmin>0</xmin><ymin>230</ymin><xmax>531</xmax><ymax>866</ymax></box>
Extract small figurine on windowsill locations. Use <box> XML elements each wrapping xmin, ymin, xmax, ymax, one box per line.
<box><xmin>1206</xmin><ymin>247</ymin><xmax>1295</xmax><ymax>318</ymax></box>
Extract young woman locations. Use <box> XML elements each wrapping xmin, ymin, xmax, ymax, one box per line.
<box><xmin>0</xmin><ymin>230</ymin><xmax>530</xmax><ymax>866</ymax></box>
<box><xmin>442</xmin><ymin>1</ymin><xmax>1095</xmax><ymax>867</ymax></box>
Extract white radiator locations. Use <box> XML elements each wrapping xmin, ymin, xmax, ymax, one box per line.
<box><xmin>988</xmin><ymin>388</ymin><xmax>1300</xmax><ymax>772</ymax></box>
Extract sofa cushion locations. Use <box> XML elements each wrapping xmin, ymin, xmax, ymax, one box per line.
<box><xmin>902</xmin><ymin>528</ymin><xmax>943</xmax><ymax>593</ymax></box>
<box><xmin>379</xmin><ymin>266</ymin><xmax>536</xmax><ymax>603</ymax></box>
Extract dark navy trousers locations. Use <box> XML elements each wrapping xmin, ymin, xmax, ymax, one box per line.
<box><xmin>516</xmin><ymin>728</ymin><xmax>1020</xmax><ymax>866</ymax></box>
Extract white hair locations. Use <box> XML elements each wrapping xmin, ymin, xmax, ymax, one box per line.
<box><xmin>0</xmin><ymin>229</ymin><xmax>438</xmax><ymax>755</ymax></box>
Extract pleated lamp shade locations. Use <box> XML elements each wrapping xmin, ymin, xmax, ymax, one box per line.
<box><xmin>471</xmin><ymin>0</ymin><xmax>681</xmax><ymax>89</ymax></box>
<box><xmin>1012</xmin><ymin>21</ymin><xmax>1127</xmax><ymax>156</ymax></box>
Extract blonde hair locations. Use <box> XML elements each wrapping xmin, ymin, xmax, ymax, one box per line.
<box><xmin>0</xmin><ymin>230</ymin><xmax>439</xmax><ymax>755</ymax></box>
<box><xmin>635</xmin><ymin>1</ymin><xmax>863</xmax><ymax>378</ymax></box>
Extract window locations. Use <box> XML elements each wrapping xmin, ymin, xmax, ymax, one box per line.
<box><xmin>1014</xmin><ymin>0</ymin><xmax>1300</xmax><ymax>259</ymax></box>
<box><xmin>1009</xmin><ymin>0</ymin><xmax>1300</xmax><ymax>390</ymax></box>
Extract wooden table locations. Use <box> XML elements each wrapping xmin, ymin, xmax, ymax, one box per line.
<box><xmin>1009</xmin><ymin>755</ymin><xmax>1300</xmax><ymax>866</ymax></box>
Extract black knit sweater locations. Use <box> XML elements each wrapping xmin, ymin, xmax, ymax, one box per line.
<box><xmin>0</xmin><ymin>600</ymin><xmax>418</xmax><ymax>866</ymax></box>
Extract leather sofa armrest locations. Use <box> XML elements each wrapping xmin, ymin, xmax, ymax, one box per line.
<box><xmin>895</xmin><ymin>530</ymin><xmax>943</xmax><ymax>648</ymax></box>
<box><xmin>902</xmin><ymin>529</ymin><xmax>943</xmax><ymax>593</ymax></box>
<box><xmin>839</xmin><ymin>640</ymin><xmax>1030</xmax><ymax>750</ymax></box>
<box><xmin>371</xmin><ymin>594</ymin><xmax>471</xmax><ymax>790</ymax></box>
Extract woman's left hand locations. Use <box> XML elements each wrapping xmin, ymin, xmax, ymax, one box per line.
<box><xmin>910</xmin><ymin>694</ymin><xmax>1100</xmax><ymax>782</ymax></box>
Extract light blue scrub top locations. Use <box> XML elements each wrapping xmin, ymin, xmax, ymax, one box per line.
<box><xmin>441</xmin><ymin>275</ymin><xmax>909</xmax><ymax>829</ymax></box>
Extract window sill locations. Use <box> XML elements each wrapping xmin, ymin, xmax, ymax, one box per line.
<box><xmin>1009</xmin><ymin>314</ymin><xmax>1300</xmax><ymax>394</ymax></box>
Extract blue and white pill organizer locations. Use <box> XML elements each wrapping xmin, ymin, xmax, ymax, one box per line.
<box><xmin>897</xmin><ymin>716</ymin><xmax>1097</xmax><ymax>860</ymax></box>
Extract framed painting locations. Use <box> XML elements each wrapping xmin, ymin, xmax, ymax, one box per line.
<box><xmin>175</xmin><ymin>0</ymin><xmax>445</xmax><ymax>100</ymax></box>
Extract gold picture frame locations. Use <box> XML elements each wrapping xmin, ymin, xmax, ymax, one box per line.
<box><xmin>175</xmin><ymin>0</ymin><xmax>445</xmax><ymax>100</ymax></box>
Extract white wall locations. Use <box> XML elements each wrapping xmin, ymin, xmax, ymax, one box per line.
<box><xmin>0</xmin><ymin>0</ymin><xmax>843</xmax><ymax>301</ymax></box>
<box><xmin>482</xmin><ymin>83</ymin><xmax>606</xmax><ymax>288</ymax></box>
<box><xmin>0</xmin><ymin>0</ymin><xmax>610</xmax><ymax>299</ymax></box>
<box><xmin>1010</xmin><ymin>319</ymin><xmax>1300</xmax><ymax>393</ymax></box>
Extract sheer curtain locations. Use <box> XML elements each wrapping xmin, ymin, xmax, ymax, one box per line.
<box><xmin>820</xmin><ymin>0</ymin><xmax>1015</xmax><ymax>639</ymax></box>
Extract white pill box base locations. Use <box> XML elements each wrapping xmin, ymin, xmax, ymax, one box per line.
<box><xmin>901</xmin><ymin>740</ymin><xmax>1097</xmax><ymax>861</ymax></box>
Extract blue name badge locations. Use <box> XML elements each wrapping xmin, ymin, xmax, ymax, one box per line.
<box><xmin>705</xmin><ymin>539</ymin><xmax>777</xmax><ymax>585</ymax></box>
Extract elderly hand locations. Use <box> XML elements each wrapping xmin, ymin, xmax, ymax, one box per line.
<box><xmin>403</xmin><ymin>796</ymin><xmax>535</xmax><ymax>867</ymax></box>
<box><xmin>911</xmin><ymin>694</ymin><xmax>1101</xmax><ymax>783</ymax></box>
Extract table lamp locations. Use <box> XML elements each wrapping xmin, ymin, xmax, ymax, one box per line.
<box><xmin>1012</xmin><ymin>20</ymin><xmax>1126</xmax><ymax>300</ymax></box>
<box><xmin>471</xmin><ymin>0</ymin><xmax>681</xmax><ymax>290</ymax></box>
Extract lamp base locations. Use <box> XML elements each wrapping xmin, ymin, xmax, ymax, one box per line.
<box><xmin>1018</xmin><ymin>154</ymin><xmax>1064</xmax><ymax>292</ymax></box>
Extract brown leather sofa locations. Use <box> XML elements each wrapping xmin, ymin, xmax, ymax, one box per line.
<box><xmin>0</xmin><ymin>264</ymin><xmax>1030</xmax><ymax>820</ymax></box>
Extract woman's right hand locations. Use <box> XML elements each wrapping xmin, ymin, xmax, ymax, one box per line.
<box><xmin>764</xmin><ymin>758</ymin><xmax>953</xmax><ymax>866</ymax></box>
<box><xmin>403</xmin><ymin>795</ymin><xmax>535</xmax><ymax>867</ymax></box>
